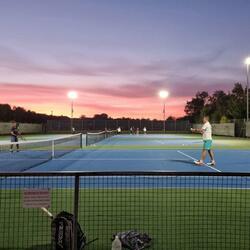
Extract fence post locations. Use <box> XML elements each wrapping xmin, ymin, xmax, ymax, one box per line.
<box><xmin>80</xmin><ymin>133</ymin><xmax>83</xmax><ymax>149</ymax></box>
<box><xmin>73</xmin><ymin>175</ymin><xmax>80</xmax><ymax>250</ymax></box>
<box><xmin>51</xmin><ymin>141</ymin><xmax>55</xmax><ymax>159</ymax></box>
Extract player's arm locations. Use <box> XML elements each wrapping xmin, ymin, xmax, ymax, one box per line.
<box><xmin>10</xmin><ymin>129</ymin><xmax>16</xmax><ymax>136</ymax></box>
<box><xmin>191</xmin><ymin>128</ymin><xmax>205</xmax><ymax>134</ymax></box>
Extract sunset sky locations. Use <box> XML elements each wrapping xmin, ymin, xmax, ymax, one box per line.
<box><xmin>0</xmin><ymin>0</ymin><xmax>249</xmax><ymax>119</ymax></box>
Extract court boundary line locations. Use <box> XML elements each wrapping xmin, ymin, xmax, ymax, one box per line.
<box><xmin>177</xmin><ymin>150</ymin><xmax>221</xmax><ymax>172</ymax></box>
<box><xmin>0</xmin><ymin>158</ymin><xmax>185</xmax><ymax>161</ymax></box>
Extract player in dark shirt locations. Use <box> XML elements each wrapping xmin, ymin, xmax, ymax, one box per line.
<box><xmin>10</xmin><ymin>121</ymin><xmax>19</xmax><ymax>152</ymax></box>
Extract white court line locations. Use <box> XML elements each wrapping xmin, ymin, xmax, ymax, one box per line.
<box><xmin>52</xmin><ymin>158</ymin><xmax>168</xmax><ymax>161</ymax></box>
<box><xmin>0</xmin><ymin>159</ymin><xmax>49</xmax><ymax>161</ymax></box>
<box><xmin>0</xmin><ymin>158</ymin><xmax>168</xmax><ymax>161</ymax></box>
<box><xmin>177</xmin><ymin>150</ymin><xmax>221</xmax><ymax>173</ymax></box>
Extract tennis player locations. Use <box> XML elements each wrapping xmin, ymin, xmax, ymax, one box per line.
<box><xmin>143</xmin><ymin>127</ymin><xmax>147</xmax><ymax>135</ymax></box>
<box><xmin>130</xmin><ymin>127</ymin><xmax>133</xmax><ymax>134</ymax></box>
<box><xmin>191</xmin><ymin>116</ymin><xmax>216</xmax><ymax>166</ymax></box>
<box><xmin>10</xmin><ymin>121</ymin><xmax>20</xmax><ymax>152</ymax></box>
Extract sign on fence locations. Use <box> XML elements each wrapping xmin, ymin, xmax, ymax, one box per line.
<box><xmin>22</xmin><ymin>189</ymin><xmax>51</xmax><ymax>208</ymax></box>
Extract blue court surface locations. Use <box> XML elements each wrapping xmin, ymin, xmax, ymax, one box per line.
<box><xmin>1</xmin><ymin>134</ymin><xmax>250</xmax><ymax>189</ymax></box>
<box><xmin>25</xmin><ymin>148</ymin><xmax>250</xmax><ymax>173</ymax></box>
<box><xmin>1</xmin><ymin>134</ymin><xmax>249</xmax><ymax>173</ymax></box>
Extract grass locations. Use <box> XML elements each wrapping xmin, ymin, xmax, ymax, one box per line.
<box><xmin>1</xmin><ymin>187</ymin><xmax>250</xmax><ymax>250</ymax></box>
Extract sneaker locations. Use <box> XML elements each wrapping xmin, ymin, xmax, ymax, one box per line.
<box><xmin>9</xmin><ymin>149</ymin><xmax>13</xmax><ymax>153</ymax></box>
<box><xmin>207</xmin><ymin>161</ymin><xmax>216</xmax><ymax>166</ymax></box>
<box><xmin>194</xmin><ymin>160</ymin><xmax>204</xmax><ymax>166</ymax></box>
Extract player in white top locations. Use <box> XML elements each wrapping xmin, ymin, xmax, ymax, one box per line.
<box><xmin>191</xmin><ymin>116</ymin><xmax>216</xmax><ymax>166</ymax></box>
<box><xmin>143</xmin><ymin>127</ymin><xmax>147</xmax><ymax>134</ymax></box>
<box><xmin>117</xmin><ymin>127</ymin><xmax>121</xmax><ymax>134</ymax></box>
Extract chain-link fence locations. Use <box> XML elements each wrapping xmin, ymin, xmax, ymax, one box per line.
<box><xmin>46</xmin><ymin>119</ymin><xmax>191</xmax><ymax>133</ymax></box>
<box><xmin>1</xmin><ymin>172</ymin><xmax>250</xmax><ymax>250</ymax></box>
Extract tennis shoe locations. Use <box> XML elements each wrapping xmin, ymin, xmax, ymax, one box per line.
<box><xmin>194</xmin><ymin>160</ymin><xmax>204</xmax><ymax>166</ymax></box>
<box><xmin>207</xmin><ymin>161</ymin><xmax>216</xmax><ymax>166</ymax></box>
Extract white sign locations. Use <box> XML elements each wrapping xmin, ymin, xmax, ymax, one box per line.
<box><xmin>22</xmin><ymin>189</ymin><xmax>51</xmax><ymax>208</ymax></box>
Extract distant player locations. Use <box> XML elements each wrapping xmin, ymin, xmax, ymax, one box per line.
<box><xmin>191</xmin><ymin>116</ymin><xmax>216</xmax><ymax>166</ymax></box>
<box><xmin>10</xmin><ymin>121</ymin><xmax>20</xmax><ymax>152</ymax></box>
<box><xmin>130</xmin><ymin>127</ymin><xmax>133</xmax><ymax>134</ymax></box>
<box><xmin>117</xmin><ymin>127</ymin><xmax>121</xmax><ymax>134</ymax></box>
<box><xmin>143</xmin><ymin>127</ymin><xmax>147</xmax><ymax>134</ymax></box>
<box><xmin>136</xmin><ymin>128</ymin><xmax>140</xmax><ymax>135</ymax></box>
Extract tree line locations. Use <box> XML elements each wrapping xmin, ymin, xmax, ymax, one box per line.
<box><xmin>0</xmin><ymin>104</ymin><xmax>69</xmax><ymax>123</ymax></box>
<box><xmin>184</xmin><ymin>83</ymin><xmax>247</xmax><ymax>123</ymax></box>
<box><xmin>0</xmin><ymin>104</ymin><xmax>182</xmax><ymax>124</ymax></box>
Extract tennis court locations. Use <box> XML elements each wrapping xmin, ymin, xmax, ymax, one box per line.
<box><xmin>1</xmin><ymin>133</ymin><xmax>250</xmax><ymax>249</ymax></box>
<box><xmin>1</xmin><ymin>133</ymin><xmax>249</xmax><ymax>173</ymax></box>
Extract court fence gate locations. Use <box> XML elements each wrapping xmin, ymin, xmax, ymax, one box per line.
<box><xmin>1</xmin><ymin>171</ymin><xmax>250</xmax><ymax>250</ymax></box>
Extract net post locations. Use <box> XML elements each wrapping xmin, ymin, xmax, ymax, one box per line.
<box><xmin>73</xmin><ymin>174</ymin><xmax>80</xmax><ymax>250</ymax></box>
<box><xmin>51</xmin><ymin>140</ymin><xmax>55</xmax><ymax>158</ymax></box>
<box><xmin>80</xmin><ymin>133</ymin><xmax>83</xmax><ymax>149</ymax></box>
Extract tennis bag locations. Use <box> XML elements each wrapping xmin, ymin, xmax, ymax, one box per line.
<box><xmin>51</xmin><ymin>211</ymin><xmax>88</xmax><ymax>250</ymax></box>
<box><xmin>112</xmin><ymin>230</ymin><xmax>152</xmax><ymax>250</ymax></box>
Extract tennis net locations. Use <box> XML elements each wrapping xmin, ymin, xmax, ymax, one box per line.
<box><xmin>0</xmin><ymin>133</ymin><xmax>82</xmax><ymax>172</ymax></box>
<box><xmin>86</xmin><ymin>130</ymin><xmax>117</xmax><ymax>146</ymax></box>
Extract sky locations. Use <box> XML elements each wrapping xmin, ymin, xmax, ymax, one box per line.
<box><xmin>0</xmin><ymin>0</ymin><xmax>249</xmax><ymax>119</ymax></box>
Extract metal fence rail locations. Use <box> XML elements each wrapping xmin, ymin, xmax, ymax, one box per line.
<box><xmin>1</xmin><ymin>172</ymin><xmax>250</xmax><ymax>250</ymax></box>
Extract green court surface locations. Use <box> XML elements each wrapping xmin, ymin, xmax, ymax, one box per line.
<box><xmin>1</xmin><ymin>133</ymin><xmax>250</xmax><ymax>150</ymax></box>
<box><xmin>86</xmin><ymin>134</ymin><xmax>250</xmax><ymax>150</ymax></box>
<box><xmin>1</xmin><ymin>188</ymin><xmax>249</xmax><ymax>250</ymax></box>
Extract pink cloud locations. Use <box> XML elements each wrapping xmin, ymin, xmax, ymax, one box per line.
<box><xmin>0</xmin><ymin>82</ymin><xmax>188</xmax><ymax>119</ymax></box>
<box><xmin>0</xmin><ymin>74</ymin><xmax>236</xmax><ymax>120</ymax></box>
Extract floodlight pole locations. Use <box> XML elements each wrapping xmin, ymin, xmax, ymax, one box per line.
<box><xmin>247</xmin><ymin>63</ymin><xmax>249</xmax><ymax>122</ymax></box>
<box><xmin>71</xmin><ymin>100</ymin><xmax>74</xmax><ymax>132</ymax></box>
<box><xmin>158</xmin><ymin>90</ymin><xmax>169</xmax><ymax>133</ymax></box>
<box><xmin>163</xmin><ymin>102</ymin><xmax>166</xmax><ymax>133</ymax></box>
<box><xmin>67</xmin><ymin>91</ymin><xmax>78</xmax><ymax>133</ymax></box>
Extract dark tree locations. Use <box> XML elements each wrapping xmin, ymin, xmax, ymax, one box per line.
<box><xmin>0</xmin><ymin>104</ymin><xmax>12</xmax><ymax>121</ymax></box>
<box><xmin>227</xmin><ymin>83</ymin><xmax>246</xmax><ymax>119</ymax></box>
<box><xmin>93</xmin><ymin>113</ymin><xmax>109</xmax><ymax>120</ymax></box>
<box><xmin>184</xmin><ymin>91</ymin><xmax>209</xmax><ymax>122</ymax></box>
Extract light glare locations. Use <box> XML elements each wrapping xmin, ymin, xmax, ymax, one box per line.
<box><xmin>245</xmin><ymin>57</ymin><xmax>250</xmax><ymax>66</ymax></box>
<box><xmin>67</xmin><ymin>91</ymin><xmax>78</xmax><ymax>100</ymax></box>
<box><xmin>159</xmin><ymin>90</ymin><xmax>169</xmax><ymax>99</ymax></box>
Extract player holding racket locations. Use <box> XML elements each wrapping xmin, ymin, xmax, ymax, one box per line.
<box><xmin>191</xmin><ymin>116</ymin><xmax>216</xmax><ymax>166</ymax></box>
<box><xmin>10</xmin><ymin>121</ymin><xmax>20</xmax><ymax>152</ymax></box>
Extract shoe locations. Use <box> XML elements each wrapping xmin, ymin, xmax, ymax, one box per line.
<box><xmin>207</xmin><ymin>161</ymin><xmax>216</xmax><ymax>166</ymax></box>
<box><xmin>10</xmin><ymin>149</ymin><xmax>13</xmax><ymax>153</ymax></box>
<box><xmin>194</xmin><ymin>160</ymin><xmax>204</xmax><ymax>166</ymax></box>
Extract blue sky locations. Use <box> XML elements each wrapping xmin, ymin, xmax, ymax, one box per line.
<box><xmin>0</xmin><ymin>0</ymin><xmax>249</xmax><ymax>118</ymax></box>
